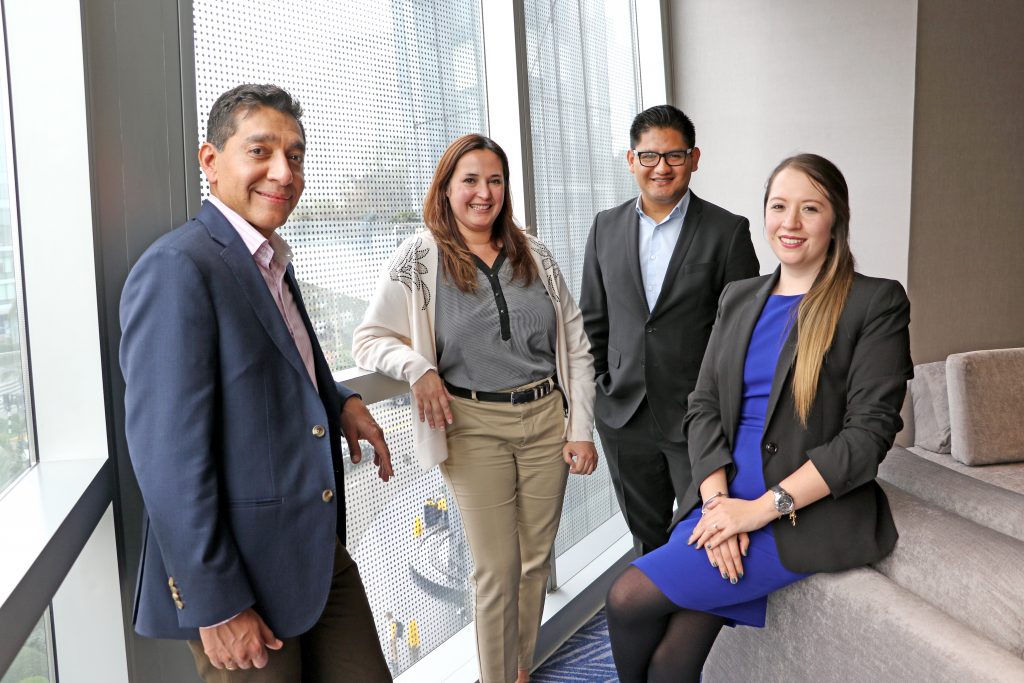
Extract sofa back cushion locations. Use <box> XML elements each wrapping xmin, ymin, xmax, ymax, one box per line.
<box><xmin>910</xmin><ymin>361</ymin><xmax>951</xmax><ymax>453</ymax></box>
<box><xmin>947</xmin><ymin>348</ymin><xmax>1024</xmax><ymax>465</ymax></box>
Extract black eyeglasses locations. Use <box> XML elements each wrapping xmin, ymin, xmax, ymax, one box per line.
<box><xmin>633</xmin><ymin>148</ymin><xmax>693</xmax><ymax>167</ymax></box>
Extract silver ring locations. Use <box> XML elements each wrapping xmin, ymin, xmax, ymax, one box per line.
<box><xmin>226</xmin><ymin>667</ymin><xmax>236</xmax><ymax>671</ymax></box>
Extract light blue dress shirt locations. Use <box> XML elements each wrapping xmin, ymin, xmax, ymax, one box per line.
<box><xmin>636</xmin><ymin>190</ymin><xmax>691</xmax><ymax>311</ymax></box>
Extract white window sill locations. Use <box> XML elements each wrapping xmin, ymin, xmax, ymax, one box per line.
<box><xmin>0</xmin><ymin>458</ymin><xmax>112</xmax><ymax>673</ymax></box>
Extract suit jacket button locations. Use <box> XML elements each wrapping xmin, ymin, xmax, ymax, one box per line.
<box><xmin>322</xmin><ymin>489</ymin><xmax>334</xmax><ymax>503</ymax></box>
<box><xmin>765</xmin><ymin>442</ymin><xmax>779</xmax><ymax>455</ymax></box>
<box><xmin>174</xmin><ymin>599</ymin><xmax>185</xmax><ymax>609</ymax></box>
<box><xmin>167</xmin><ymin>577</ymin><xmax>176</xmax><ymax>588</ymax></box>
<box><xmin>312</xmin><ymin>425</ymin><xmax>326</xmax><ymax>438</ymax></box>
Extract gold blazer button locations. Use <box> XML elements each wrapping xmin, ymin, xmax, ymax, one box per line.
<box><xmin>322</xmin><ymin>489</ymin><xmax>334</xmax><ymax>503</ymax></box>
<box><xmin>311</xmin><ymin>425</ymin><xmax>326</xmax><ymax>438</ymax></box>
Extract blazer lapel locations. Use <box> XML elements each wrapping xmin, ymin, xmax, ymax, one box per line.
<box><xmin>651</xmin><ymin>193</ymin><xmax>702</xmax><ymax>316</ymax></box>
<box><xmin>720</xmin><ymin>270</ymin><xmax>779</xmax><ymax>440</ymax></box>
<box><xmin>622</xmin><ymin>201</ymin><xmax>649</xmax><ymax>314</ymax></box>
<box><xmin>200</xmin><ymin>202</ymin><xmax>312</xmax><ymax>386</ymax></box>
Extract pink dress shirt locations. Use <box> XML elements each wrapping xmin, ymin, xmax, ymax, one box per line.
<box><xmin>208</xmin><ymin>196</ymin><xmax>319</xmax><ymax>392</ymax></box>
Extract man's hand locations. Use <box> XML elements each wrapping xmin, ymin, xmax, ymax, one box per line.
<box><xmin>562</xmin><ymin>441</ymin><xmax>598</xmax><ymax>475</ymax></box>
<box><xmin>341</xmin><ymin>396</ymin><xmax>394</xmax><ymax>481</ymax></box>
<box><xmin>199</xmin><ymin>608</ymin><xmax>282</xmax><ymax>670</ymax></box>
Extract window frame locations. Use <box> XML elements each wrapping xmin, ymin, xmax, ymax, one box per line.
<box><xmin>0</xmin><ymin>0</ymin><xmax>669</xmax><ymax>680</ymax></box>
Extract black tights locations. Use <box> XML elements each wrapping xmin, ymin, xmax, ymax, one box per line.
<box><xmin>605</xmin><ymin>566</ymin><xmax>725</xmax><ymax>683</ymax></box>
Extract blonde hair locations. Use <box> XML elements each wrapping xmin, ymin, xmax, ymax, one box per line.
<box><xmin>422</xmin><ymin>134</ymin><xmax>537</xmax><ymax>292</ymax></box>
<box><xmin>764</xmin><ymin>154</ymin><xmax>855</xmax><ymax>426</ymax></box>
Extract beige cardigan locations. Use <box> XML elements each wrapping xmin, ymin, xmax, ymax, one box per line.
<box><xmin>353</xmin><ymin>232</ymin><xmax>596</xmax><ymax>469</ymax></box>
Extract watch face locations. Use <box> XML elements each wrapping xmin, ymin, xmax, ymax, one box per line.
<box><xmin>773</xmin><ymin>486</ymin><xmax>795</xmax><ymax>514</ymax></box>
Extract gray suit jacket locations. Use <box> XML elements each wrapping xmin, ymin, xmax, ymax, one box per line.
<box><xmin>580</xmin><ymin>192</ymin><xmax>759</xmax><ymax>441</ymax></box>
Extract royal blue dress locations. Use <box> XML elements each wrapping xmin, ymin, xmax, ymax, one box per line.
<box><xmin>632</xmin><ymin>294</ymin><xmax>810</xmax><ymax>627</ymax></box>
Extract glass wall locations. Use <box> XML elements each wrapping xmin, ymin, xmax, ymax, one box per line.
<box><xmin>192</xmin><ymin>0</ymin><xmax>646</xmax><ymax>676</ymax></box>
<box><xmin>194</xmin><ymin>0</ymin><xmax>488</xmax><ymax>370</ymax></box>
<box><xmin>523</xmin><ymin>0</ymin><xmax>642</xmax><ymax>564</ymax></box>
<box><xmin>193</xmin><ymin>0</ymin><xmax>487</xmax><ymax>676</ymax></box>
<box><xmin>0</xmin><ymin>0</ymin><xmax>36</xmax><ymax>499</ymax></box>
<box><xmin>0</xmin><ymin>615</ymin><xmax>52</xmax><ymax>683</ymax></box>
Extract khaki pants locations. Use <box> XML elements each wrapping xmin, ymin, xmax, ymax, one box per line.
<box><xmin>441</xmin><ymin>387</ymin><xmax>569</xmax><ymax>683</ymax></box>
<box><xmin>187</xmin><ymin>540</ymin><xmax>391</xmax><ymax>683</ymax></box>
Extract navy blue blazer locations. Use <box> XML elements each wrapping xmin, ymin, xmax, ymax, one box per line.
<box><xmin>120</xmin><ymin>201</ymin><xmax>355</xmax><ymax>639</ymax></box>
<box><xmin>678</xmin><ymin>270</ymin><xmax>913</xmax><ymax>573</ymax></box>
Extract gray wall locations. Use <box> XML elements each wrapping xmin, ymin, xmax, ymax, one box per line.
<box><xmin>666</xmin><ymin>0</ymin><xmax>918</xmax><ymax>284</ymax></box>
<box><xmin>82</xmin><ymin>0</ymin><xmax>201</xmax><ymax>680</ymax></box>
<box><xmin>907</xmin><ymin>0</ymin><xmax>1024</xmax><ymax>363</ymax></box>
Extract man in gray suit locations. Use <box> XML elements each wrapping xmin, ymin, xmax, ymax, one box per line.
<box><xmin>580</xmin><ymin>105</ymin><xmax>759</xmax><ymax>555</ymax></box>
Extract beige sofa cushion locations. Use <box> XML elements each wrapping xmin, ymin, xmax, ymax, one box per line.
<box><xmin>910</xmin><ymin>361</ymin><xmax>951</xmax><ymax>453</ymax></box>
<box><xmin>947</xmin><ymin>348</ymin><xmax>1024</xmax><ymax>465</ymax></box>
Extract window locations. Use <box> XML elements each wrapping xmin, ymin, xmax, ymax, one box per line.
<box><xmin>523</xmin><ymin>0</ymin><xmax>642</xmax><ymax>566</ymax></box>
<box><xmin>0</xmin><ymin>614</ymin><xmax>52</xmax><ymax>683</ymax></box>
<box><xmin>192</xmin><ymin>0</ymin><xmax>659</xmax><ymax>677</ymax></box>
<box><xmin>0</xmin><ymin>3</ymin><xmax>35</xmax><ymax>498</ymax></box>
<box><xmin>194</xmin><ymin>0</ymin><xmax>488</xmax><ymax>371</ymax></box>
<box><xmin>193</xmin><ymin>1</ymin><xmax>488</xmax><ymax>676</ymax></box>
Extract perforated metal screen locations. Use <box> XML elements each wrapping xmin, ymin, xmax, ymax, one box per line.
<box><xmin>193</xmin><ymin>0</ymin><xmax>643</xmax><ymax>673</ymax></box>
<box><xmin>194</xmin><ymin>1</ymin><xmax>486</xmax><ymax>676</ymax></box>
<box><xmin>523</xmin><ymin>0</ymin><xmax>641</xmax><ymax>559</ymax></box>
<box><xmin>195</xmin><ymin>0</ymin><xmax>487</xmax><ymax>370</ymax></box>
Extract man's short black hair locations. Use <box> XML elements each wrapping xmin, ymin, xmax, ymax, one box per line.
<box><xmin>629</xmin><ymin>104</ymin><xmax>695</xmax><ymax>149</ymax></box>
<box><xmin>206</xmin><ymin>84</ymin><xmax>305</xmax><ymax>150</ymax></box>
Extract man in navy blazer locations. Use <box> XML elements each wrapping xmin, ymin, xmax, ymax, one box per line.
<box><xmin>120</xmin><ymin>84</ymin><xmax>393</xmax><ymax>681</ymax></box>
<box><xmin>580</xmin><ymin>105</ymin><xmax>759</xmax><ymax>555</ymax></box>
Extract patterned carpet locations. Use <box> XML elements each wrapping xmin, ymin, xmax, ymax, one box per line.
<box><xmin>531</xmin><ymin>610</ymin><xmax>617</xmax><ymax>682</ymax></box>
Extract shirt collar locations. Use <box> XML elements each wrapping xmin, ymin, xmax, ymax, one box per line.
<box><xmin>634</xmin><ymin>189</ymin><xmax>691</xmax><ymax>226</ymax></box>
<box><xmin>208</xmin><ymin>195</ymin><xmax>292</xmax><ymax>268</ymax></box>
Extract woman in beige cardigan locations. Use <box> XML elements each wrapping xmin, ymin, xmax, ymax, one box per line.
<box><xmin>353</xmin><ymin>134</ymin><xmax>597</xmax><ymax>683</ymax></box>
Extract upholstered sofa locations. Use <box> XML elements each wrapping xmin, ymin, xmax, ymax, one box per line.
<box><xmin>704</xmin><ymin>348</ymin><xmax>1024</xmax><ymax>682</ymax></box>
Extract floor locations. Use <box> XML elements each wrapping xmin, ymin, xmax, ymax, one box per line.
<box><xmin>531</xmin><ymin>609</ymin><xmax>617</xmax><ymax>683</ymax></box>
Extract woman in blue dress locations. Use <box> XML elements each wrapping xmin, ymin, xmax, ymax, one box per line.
<box><xmin>605</xmin><ymin>154</ymin><xmax>913</xmax><ymax>682</ymax></box>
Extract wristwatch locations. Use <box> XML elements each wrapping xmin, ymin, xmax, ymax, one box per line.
<box><xmin>770</xmin><ymin>485</ymin><xmax>797</xmax><ymax>526</ymax></box>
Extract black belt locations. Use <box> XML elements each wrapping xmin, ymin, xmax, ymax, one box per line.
<box><xmin>444</xmin><ymin>378</ymin><xmax>556</xmax><ymax>405</ymax></box>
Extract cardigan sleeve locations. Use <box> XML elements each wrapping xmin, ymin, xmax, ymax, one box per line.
<box><xmin>352</xmin><ymin>248</ymin><xmax>436</xmax><ymax>386</ymax></box>
<box><xmin>556</xmin><ymin>261</ymin><xmax>596</xmax><ymax>441</ymax></box>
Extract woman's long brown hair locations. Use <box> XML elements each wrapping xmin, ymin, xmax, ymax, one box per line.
<box><xmin>422</xmin><ymin>134</ymin><xmax>537</xmax><ymax>292</ymax></box>
<box><xmin>764</xmin><ymin>154</ymin><xmax>855</xmax><ymax>426</ymax></box>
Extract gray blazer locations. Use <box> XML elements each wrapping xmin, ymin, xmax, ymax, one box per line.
<box><xmin>580</xmin><ymin>193</ymin><xmax>759</xmax><ymax>441</ymax></box>
<box><xmin>680</xmin><ymin>270</ymin><xmax>913</xmax><ymax>573</ymax></box>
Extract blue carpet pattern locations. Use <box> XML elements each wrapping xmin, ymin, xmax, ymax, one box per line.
<box><xmin>532</xmin><ymin>609</ymin><xmax>617</xmax><ymax>682</ymax></box>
